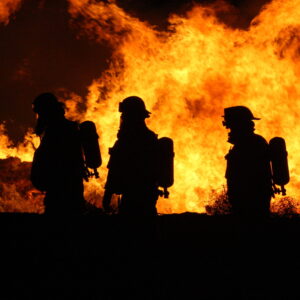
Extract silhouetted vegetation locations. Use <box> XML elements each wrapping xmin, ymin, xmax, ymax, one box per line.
<box><xmin>206</xmin><ymin>187</ymin><xmax>299</xmax><ymax>218</ymax></box>
<box><xmin>271</xmin><ymin>196</ymin><xmax>298</xmax><ymax>217</ymax></box>
<box><xmin>205</xmin><ymin>187</ymin><xmax>232</xmax><ymax>215</ymax></box>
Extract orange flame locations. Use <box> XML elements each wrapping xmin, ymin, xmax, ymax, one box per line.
<box><xmin>2</xmin><ymin>0</ymin><xmax>300</xmax><ymax>214</ymax></box>
<box><xmin>68</xmin><ymin>0</ymin><xmax>300</xmax><ymax>213</ymax></box>
<box><xmin>0</xmin><ymin>125</ymin><xmax>43</xmax><ymax>213</ymax></box>
<box><xmin>0</xmin><ymin>0</ymin><xmax>23</xmax><ymax>25</ymax></box>
<box><xmin>0</xmin><ymin>124</ymin><xmax>39</xmax><ymax>162</ymax></box>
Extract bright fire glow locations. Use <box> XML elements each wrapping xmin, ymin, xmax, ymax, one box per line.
<box><xmin>2</xmin><ymin>0</ymin><xmax>300</xmax><ymax>213</ymax></box>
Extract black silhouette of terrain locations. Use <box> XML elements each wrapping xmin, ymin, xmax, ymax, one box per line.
<box><xmin>0</xmin><ymin>213</ymin><xmax>299</xmax><ymax>299</ymax></box>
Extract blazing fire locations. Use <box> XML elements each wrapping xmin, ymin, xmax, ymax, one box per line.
<box><xmin>1</xmin><ymin>0</ymin><xmax>300</xmax><ymax>214</ymax></box>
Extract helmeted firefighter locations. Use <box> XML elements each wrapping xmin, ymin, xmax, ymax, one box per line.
<box><xmin>31</xmin><ymin>93</ymin><xmax>86</xmax><ymax>215</ymax></box>
<box><xmin>222</xmin><ymin>106</ymin><xmax>273</xmax><ymax>218</ymax></box>
<box><xmin>103</xmin><ymin>96</ymin><xmax>172</xmax><ymax>216</ymax></box>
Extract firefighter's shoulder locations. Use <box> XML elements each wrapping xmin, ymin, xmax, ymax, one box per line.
<box><xmin>64</xmin><ymin>119</ymin><xmax>80</xmax><ymax>130</ymax></box>
<box><xmin>251</xmin><ymin>134</ymin><xmax>269</xmax><ymax>152</ymax></box>
<box><xmin>59</xmin><ymin>119</ymin><xmax>81</xmax><ymax>136</ymax></box>
<box><xmin>145</xmin><ymin>128</ymin><xmax>158</xmax><ymax>141</ymax></box>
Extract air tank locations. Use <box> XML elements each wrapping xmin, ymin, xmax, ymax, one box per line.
<box><xmin>157</xmin><ymin>137</ymin><xmax>174</xmax><ymax>197</ymax></box>
<box><xmin>269</xmin><ymin>137</ymin><xmax>289</xmax><ymax>194</ymax></box>
<box><xmin>79</xmin><ymin>121</ymin><xmax>102</xmax><ymax>178</ymax></box>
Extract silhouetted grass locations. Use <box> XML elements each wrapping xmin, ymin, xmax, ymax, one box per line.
<box><xmin>205</xmin><ymin>187</ymin><xmax>231</xmax><ymax>215</ymax></box>
<box><xmin>205</xmin><ymin>187</ymin><xmax>299</xmax><ymax>217</ymax></box>
<box><xmin>271</xmin><ymin>196</ymin><xmax>298</xmax><ymax>217</ymax></box>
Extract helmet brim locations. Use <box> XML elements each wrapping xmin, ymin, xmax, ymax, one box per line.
<box><xmin>221</xmin><ymin>115</ymin><xmax>260</xmax><ymax>120</ymax></box>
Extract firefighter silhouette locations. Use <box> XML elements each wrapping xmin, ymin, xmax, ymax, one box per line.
<box><xmin>31</xmin><ymin>93</ymin><xmax>85</xmax><ymax>215</ymax></box>
<box><xmin>222</xmin><ymin>106</ymin><xmax>273</xmax><ymax>218</ymax></box>
<box><xmin>103</xmin><ymin>96</ymin><xmax>161</xmax><ymax>216</ymax></box>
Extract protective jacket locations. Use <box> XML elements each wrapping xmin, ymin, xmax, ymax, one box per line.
<box><xmin>225</xmin><ymin>133</ymin><xmax>273</xmax><ymax>217</ymax></box>
<box><xmin>105</xmin><ymin>122</ymin><xmax>159</xmax><ymax>215</ymax></box>
<box><xmin>31</xmin><ymin>118</ymin><xmax>85</xmax><ymax>214</ymax></box>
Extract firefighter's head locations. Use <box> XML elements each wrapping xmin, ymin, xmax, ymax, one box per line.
<box><xmin>119</xmin><ymin>96</ymin><xmax>151</xmax><ymax>120</ymax></box>
<box><xmin>223</xmin><ymin>106</ymin><xmax>260</xmax><ymax>144</ymax></box>
<box><xmin>33</xmin><ymin>93</ymin><xmax>65</xmax><ymax>119</ymax></box>
<box><xmin>222</xmin><ymin>106</ymin><xmax>260</xmax><ymax>129</ymax></box>
<box><xmin>32</xmin><ymin>93</ymin><xmax>65</xmax><ymax>135</ymax></box>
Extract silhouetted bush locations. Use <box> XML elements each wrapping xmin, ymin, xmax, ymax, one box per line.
<box><xmin>205</xmin><ymin>187</ymin><xmax>232</xmax><ymax>215</ymax></box>
<box><xmin>206</xmin><ymin>187</ymin><xmax>299</xmax><ymax>218</ymax></box>
<box><xmin>271</xmin><ymin>197</ymin><xmax>298</xmax><ymax>217</ymax></box>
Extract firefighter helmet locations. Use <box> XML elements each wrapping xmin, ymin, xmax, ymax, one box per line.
<box><xmin>33</xmin><ymin>93</ymin><xmax>64</xmax><ymax>115</ymax></box>
<box><xmin>222</xmin><ymin>106</ymin><xmax>260</xmax><ymax>127</ymax></box>
<box><xmin>119</xmin><ymin>96</ymin><xmax>151</xmax><ymax>118</ymax></box>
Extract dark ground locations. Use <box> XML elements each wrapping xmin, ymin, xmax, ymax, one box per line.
<box><xmin>0</xmin><ymin>213</ymin><xmax>299</xmax><ymax>299</ymax></box>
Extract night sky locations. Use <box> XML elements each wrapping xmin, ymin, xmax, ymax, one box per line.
<box><xmin>0</xmin><ymin>0</ymin><xmax>269</xmax><ymax>143</ymax></box>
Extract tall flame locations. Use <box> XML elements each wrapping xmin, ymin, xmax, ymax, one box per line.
<box><xmin>2</xmin><ymin>0</ymin><xmax>300</xmax><ymax>213</ymax></box>
<box><xmin>68</xmin><ymin>0</ymin><xmax>300</xmax><ymax>213</ymax></box>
